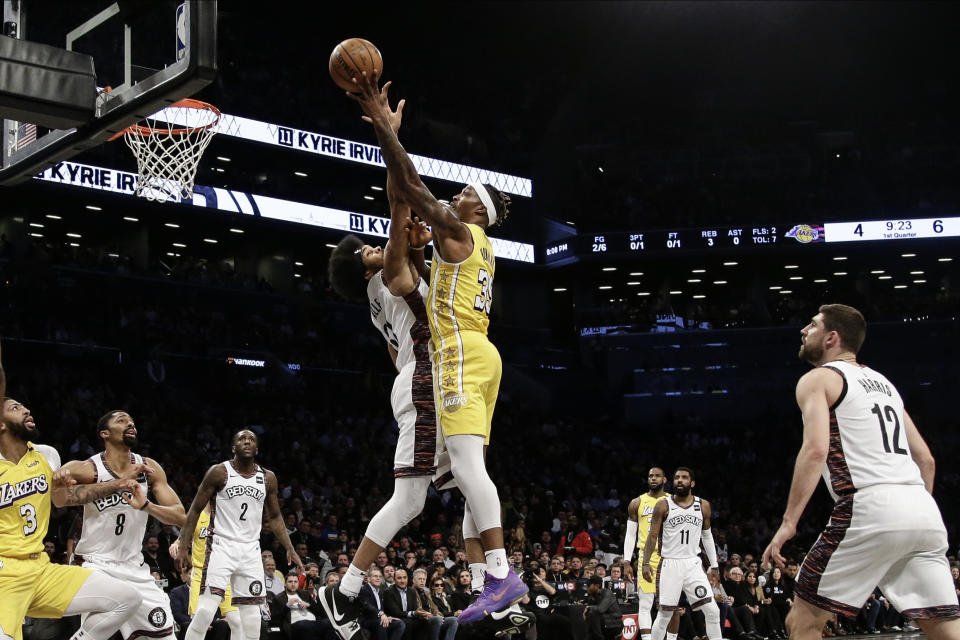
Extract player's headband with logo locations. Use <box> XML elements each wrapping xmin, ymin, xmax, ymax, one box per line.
<box><xmin>468</xmin><ymin>182</ymin><xmax>498</xmax><ymax>226</ymax></box>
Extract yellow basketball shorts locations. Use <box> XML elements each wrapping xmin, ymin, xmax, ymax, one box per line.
<box><xmin>190</xmin><ymin>562</ymin><xmax>236</xmax><ymax>615</ymax></box>
<box><xmin>433</xmin><ymin>331</ymin><xmax>502</xmax><ymax>444</ymax></box>
<box><xmin>638</xmin><ymin>553</ymin><xmax>662</xmax><ymax>595</ymax></box>
<box><xmin>0</xmin><ymin>554</ymin><xmax>91</xmax><ymax>640</ymax></box>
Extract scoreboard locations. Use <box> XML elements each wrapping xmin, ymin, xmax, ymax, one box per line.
<box><xmin>544</xmin><ymin>217</ymin><xmax>960</xmax><ymax>264</ymax></box>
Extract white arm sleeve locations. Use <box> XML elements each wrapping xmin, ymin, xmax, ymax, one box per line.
<box><xmin>701</xmin><ymin>528</ymin><xmax>718</xmax><ymax>569</ymax></box>
<box><xmin>34</xmin><ymin>444</ymin><xmax>61</xmax><ymax>472</ymax></box>
<box><xmin>623</xmin><ymin>519</ymin><xmax>638</xmax><ymax>563</ymax></box>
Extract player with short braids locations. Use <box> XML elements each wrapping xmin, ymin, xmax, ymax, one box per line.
<box><xmin>479</xmin><ymin>184</ymin><xmax>510</xmax><ymax>227</ymax></box>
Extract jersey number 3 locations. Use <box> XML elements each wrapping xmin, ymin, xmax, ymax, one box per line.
<box><xmin>20</xmin><ymin>504</ymin><xmax>37</xmax><ymax>536</ymax></box>
<box><xmin>474</xmin><ymin>269</ymin><xmax>492</xmax><ymax>316</ymax></box>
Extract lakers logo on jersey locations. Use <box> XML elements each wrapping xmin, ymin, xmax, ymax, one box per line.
<box><xmin>641</xmin><ymin>505</ymin><xmax>655</xmax><ymax>518</ymax></box>
<box><xmin>0</xmin><ymin>475</ymin><xmax>48</xmax><ymax>507</ymax></box>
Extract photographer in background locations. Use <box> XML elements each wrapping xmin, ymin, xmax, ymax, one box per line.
<box><xmin>524</xmin><ymin>563</ymin><xmax>574</xmax><ymax>639</ymax></box>
<box><xmin>583</xmin><ymin>575</ymin><xmax>621</xmax><ymax>640</ymax></box>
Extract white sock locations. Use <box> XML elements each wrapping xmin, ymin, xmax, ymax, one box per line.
<box><xmin>469</xmin><ymin>562</ymin><xmax>486</xmax><ymax>592</ymax></box>
<box><xmin>485</xmin><ymin>548</ymin><xmax>509</xmax><ymax>579</ymax></box>
<box><xmin>340</xmin><ymin>563</ymin><xmax>366</xmax><ymax>598</ymax></box>
<box><xmin>667</xmin><ymin>633</ymin><xmax>678</xmax><ymax>640</ymax></box>
<box><xmin>641</xmin><ymin>635</ymin><xmax>652</xmax><ymax>640</ymax></box>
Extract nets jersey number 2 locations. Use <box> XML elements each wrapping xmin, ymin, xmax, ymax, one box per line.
<box><xmin>474</xmin><ymin>269</ymin><xmax>492</xmax><ymax>315</ymax></box>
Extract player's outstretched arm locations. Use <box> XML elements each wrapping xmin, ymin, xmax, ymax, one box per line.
<box><xmin>383</xmin><ymin>172</ymin><xmax>418</xmax><ymax>297</ymax></box>
<box><xmin>125</xmin><ymin>458</ymin><xmax>186</xmax><ymax>526</ymax></box>
<box><xmin>763</xmin><ymin>368</ymin><xmax>833</xmax><ymax>567</ymax></box>
<box><xmin>176</xmin><ymin>463</ymin><xmax>226</xmax><ymax>571</ymax></box>
<box><xmin>264</xmin><ymin>469</ymin><xmax>303</xmax><ymax>573</ymax></box>
<box><xmin>407</xmin><ymin>217</ymin><xmax>432</xmax><ymax>282</ymax></box>
<box><xmin>52</xmin><ymin>475</ymin><xmax>139</xmax><ymax>508</ymax></box>
<box><xmin>700</xmin><ymin>499</ymin><xmax>719</xmax><ymax>574</ymax></box>
<box><xmin>349</xmin><ymin>72</ymin><xmax>470</xmax><ymax>252</ymax></box>
<box><xmin>903</xmin><ymin>411</ymin><xmax>935</xmax><ymax>493</ymax></box>
<box><xmin>641</xmin><ymin>499</ymin><xmax>668</xmax><ymax>582</ymax></box>
<box><xmin>624</xmin><ymin>497</ymin><xmax>640</xmax><ymax>563</ymax></box>
<box><xmin>59</xmin><ymin>459</ymin><xmax>98</xmax><ymax>485</ymax></box>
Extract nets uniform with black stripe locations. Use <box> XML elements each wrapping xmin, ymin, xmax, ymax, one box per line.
<box><xmin>795</xmin><ymin>360</ymin><xmax>958</xmax><ymax>619</ymax></box>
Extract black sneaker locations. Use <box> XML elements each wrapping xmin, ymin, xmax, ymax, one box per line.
<box><xmin>487</xmin><ymin>606</ymin><xmax>535</xmax><ymax>638</ymax></box>
<box><xmin>319</xmin><ymin>584</ymin><xmax>362</xmax><ymax>640</ymax></box>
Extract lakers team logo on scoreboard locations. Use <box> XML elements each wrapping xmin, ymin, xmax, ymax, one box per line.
<box><xmin>785</xmin><ymin>224</ymin><xmax>823</xmax><ymax>244</ymax></box>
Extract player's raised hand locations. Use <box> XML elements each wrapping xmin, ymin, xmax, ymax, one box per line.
<box><xmin>406</xmin><ymin>215</ymin><xmax>432</xmax><ymax>248</ymax></box>
<box><xmin>52</xmin><ymin>467</ymin><xmax>75</xmax><ymax>488</ymax></box>
<box><xmin>119</xmin><ymin>462</ymin><xmax>152</xmax><ymax>481</ymax></box>
<box><xmin>121</xmin><ymin>482</ymin><xmax>148</xmax><ymax>510</ymax></box>
<box><xmin>288</xmin><ymin>547</ymin><xmax>304</xmax><ymax>574</ymax></box>
<box><xmin>168</xmin><ymin>539</ymin><xmax>180</xmax><ymax>560</ymax></box>
<box><xmin>347</xmin><ymin>71</ymin><xmax>405</xmax><ymax>133</ymax></box>
<box><xmin>762</xmin><ymin>521</ymin><xmax>796</xmax><ymax>568</ymax></box>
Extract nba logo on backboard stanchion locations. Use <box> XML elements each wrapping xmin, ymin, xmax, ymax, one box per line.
<box><xmin>176</xmin><ymin>3</ymin><xmax>187</xmax><ymax>61</ymax></box>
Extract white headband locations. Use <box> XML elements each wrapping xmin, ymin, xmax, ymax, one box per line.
<box><xmin>469</xmin><ymin>181</ymin><xmax>498</xmax><ymax>226</ymax></box>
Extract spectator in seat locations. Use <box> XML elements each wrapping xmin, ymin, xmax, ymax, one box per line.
<box><xmin>762</xmin><ymin>567</ymin><xmax>790</xmax><ymax>637</ymax></box>
<box><xmin>358</xmin><ymin>567</ymin><xmax>405</xmax><ymax>640</ymax></box>
<box><xmin>269</xmin><ymin>572</ymin><xmax>336</xmax><ymax>640</ymax></box>
<box><xmin>412</xmin><ymin>567</ymin><xmax>458</xmax><ymax>640</ymax></box>
<box><xmin>723</xmin><ymin>567</ymin><xmax>763</xmax><ymax>639</ymax></box>
<box><xmin>384</xmin><ymin>568</ymin><xmax>435</xmax><ymax>638</ymax></box>
<box><xmin>747</xmin><ymin>570</ymin><xmax>781</xmax><ymax>638</ymax></box>
<box><xmin>450</xmin><ymin>569</ymin><xmax>474</xmax><ymax>613</ymax></box>
<box><xmin>557</xmin><ymin>514</ymin><xmax>594</xmax><ymax>556</ymax></box>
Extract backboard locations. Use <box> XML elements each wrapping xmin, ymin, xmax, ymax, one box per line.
<box><xmin>0</xmin><ymin>0</ymin><xmax>216</xmax><ymax>185</ymax></box>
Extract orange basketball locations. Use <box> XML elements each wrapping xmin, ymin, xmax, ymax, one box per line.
<box><xmin>329</xmin><ymin>38</ymin><xmax>383</xmax><ymax>92</ymax></box>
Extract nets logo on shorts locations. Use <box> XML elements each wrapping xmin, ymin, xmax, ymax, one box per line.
<box><xmin>695</xmin><ymin>585</ymin><xmax>708</xmax><ymax>599</ymax></box>
<box><xmin>148</xmin><ymin>607</ymin><xmax>167</xmax><ymax>628</ymax></box>
<box><xmin>250</xmin><ymin>580</ymin><xmax>263</xmax><ymax>596</ymax></box>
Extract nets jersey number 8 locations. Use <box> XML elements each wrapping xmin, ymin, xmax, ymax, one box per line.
<box><xmin>474</xmin><ymin>269</ymin><xmax>492</xmax><ymax>315</ymax></box>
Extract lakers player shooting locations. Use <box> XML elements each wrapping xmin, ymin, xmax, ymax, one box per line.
<box><xmin>324</xmin><ymin>94</ymin><xmax>456</xmax><ymax>640</ymax></box>
<box><xmin>349</xmin><ymin>70</ymin><xmax>524</xmax><ymax>624</ymax></box>
<box><xmin>176</xmin><ymin>430</ymin><xmax>303</xmax><ymax>640</ymax></box>
<box><xmin>763</xmin><ymin>304</ymin><xmax>959</xmax><ymax>640</ymax></box>
<box><xmin>625</xmin><ymin>467</ymin><xmax>679</xmax><ymax>640</ymax></box>
<box><xmin>642</xmin><ymin>468</ymin><xmax>722</xmax><ymax>640</ymax></box>
<box><xmin>0</xmin><ymin>339</ymin><xmax>142</xmax><ymax>640</ymax></box>
<box><xmin>57</xmin><ymin>410</ymin><xmax>186</xmax><ymax>640</ymax></box>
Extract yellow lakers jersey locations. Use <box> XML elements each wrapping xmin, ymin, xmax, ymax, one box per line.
<box><xmin>637</xmin><ymin>492</ymin><xmax>671</xmax><ymax>552</ymax></box>
<box><xmin>427</xmin><ymin>223</ymin><xmax>495</xmax><ymax>350</ymax></box>
<box><xmin>0</xmin><ymin>442</ymin><xmax>58</xmax><ymax>558</ymax></box>
<box><xmin>192</xmin><ymin>509</ymin><xmax>213</xmax><ymax>568</ymax></box>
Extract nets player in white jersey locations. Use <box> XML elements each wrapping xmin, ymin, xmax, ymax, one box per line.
<box><xmin>59</xmin><ymin>410</ymin><xmax>186</xmax><ymax>640</ymax></box>
<box><xmin>763</xmin><ymin>304</ymin><xmax>959</xmax><ymax>640</ymax></box>
<box><xmin>325</xmin><ymin>96</ymin><xmax>471</xmax><ymax>639</ymax></box>
<box><xmin>642</xmin><ymin>467</ymin><xmax>722</xmax><ymax>640</ymax></box>
<box><xmin>176</xmin><ymin>430</ymin><xmax>303</xmax><ymax>640</ymax></box>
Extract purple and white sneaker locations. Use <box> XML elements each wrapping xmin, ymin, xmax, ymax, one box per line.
<box><xmin>457</xmin><ymin>571</ymin><xmax>529</xmax><ymax>624</ymax></box>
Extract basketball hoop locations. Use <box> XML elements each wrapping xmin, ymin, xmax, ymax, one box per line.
<box><xmin>114</xmin><ymin>98</ymin><xmax>220</xmax><ymax>203</ymax></box>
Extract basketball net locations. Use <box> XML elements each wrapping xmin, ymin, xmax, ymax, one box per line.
<box><xmin>116</xmin><ymin>98</ymin><xmax>220</xmax><ymax>203</ymax></box>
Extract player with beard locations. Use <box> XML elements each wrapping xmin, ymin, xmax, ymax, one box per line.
<box><xmin>0</xmin><ymin>339</ymin><xmax>144</xmax><ymax>640</ymax></box>
<box><xmin>59</xmin><ymin>411</ymin><xmax>186</xmax><ymax>640</ymax></box>
<box><xmin>176</xmin><ymin>430</ymin><xmax>303</xmax><ymax>640</ymax></box>
<box><xmin>763</xmin><ymin>304</ymin><xmax>959</xmax><ymax>640</ymax></box>
<box><xmin>350</xmin><ymin>69</ymin><xmax>522</xmax><ymax>627</ymax></box>
<box><xmin>625</xmin><ymin>468</ymin><xmax>680</xmax><ymax>640</ymax></box>
<box><xmin>642</xmin><ymin>468</ymin><xmax>722</xmax><ymax>640</ymax></box>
